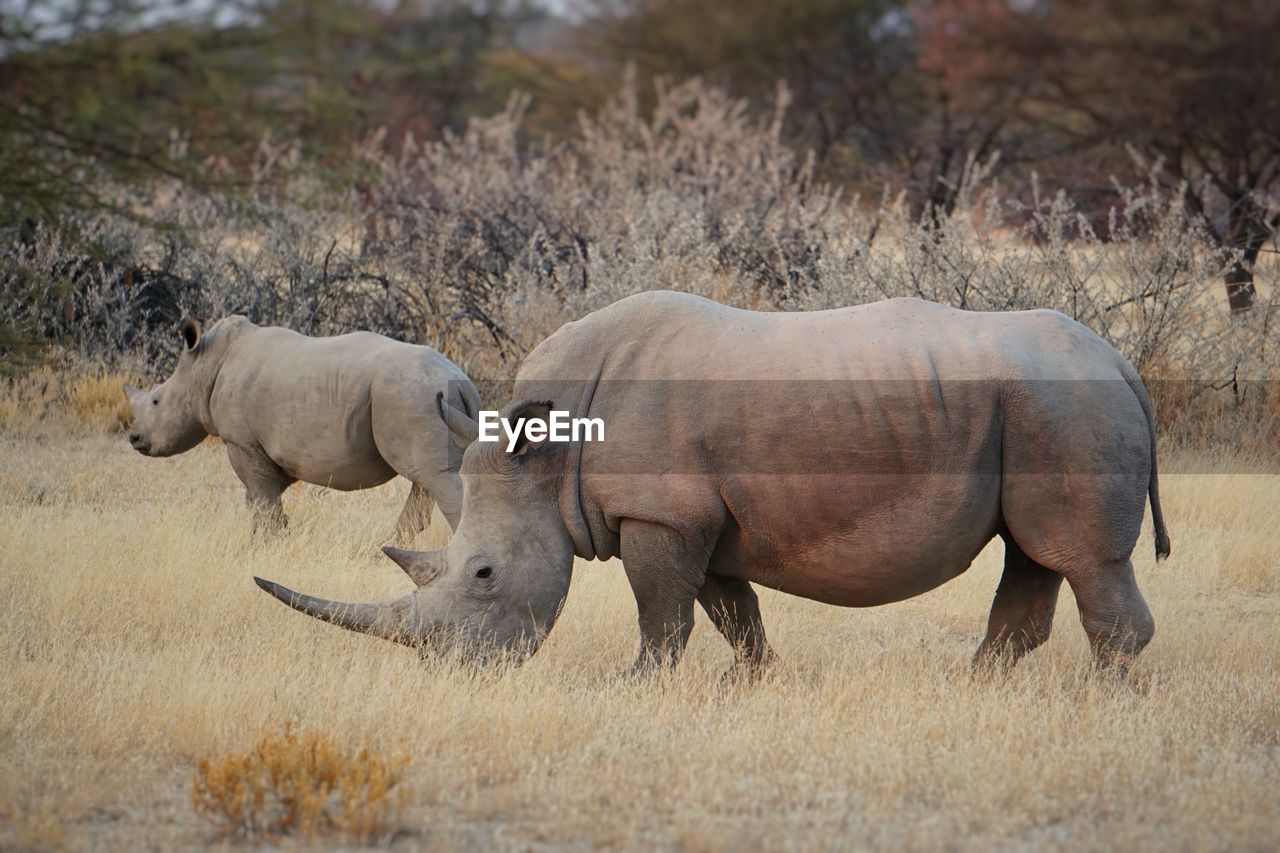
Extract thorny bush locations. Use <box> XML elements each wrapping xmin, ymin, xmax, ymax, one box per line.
<box><xmin>2</xmin><ymin>78</ymin><xmax>1276</xmax><ymax>449</ymax></box>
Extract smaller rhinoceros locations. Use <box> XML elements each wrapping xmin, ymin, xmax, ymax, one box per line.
<box><xmin>124</xmin><ymin>316</ymin><xmax>479</xmax><ymax>541</ymax></box>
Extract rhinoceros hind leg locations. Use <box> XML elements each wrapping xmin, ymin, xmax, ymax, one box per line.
<box><xmin>620</xmin><ymin>519</ymin><xmax>712</xmax><ymax>674</ymax></box>
<box><xmin>698</xmin><ymin>574</ymin><xmax>775</xmax><ymax>679</ymax></box>
<box><xmin>392</xmin><ymin>482</ymin><xmax>436</xmax><ymax>546</ymax></box>
<box><xmin>225</xmin><ymin>443</ymin><xmax>294</xmax><ymax>540</ymax></box>
<box><xmin>422</xmin><ymin>471</ymin><xmax>463</xmax><ymax>532</ymax></box>
<box><xmin>368</xmin><ymin>388</ymin><xmax>464</xmax><ymax>532</ymax></box>
<box><xmin>974</xmin><ymin>535</ymin><xmax>1064</xmax><ymax>670</ymax></box>
<box><xmin>1064</xmin><ymin>559</ymin><xmax>1154</xmax><ymax>678</ymax></box>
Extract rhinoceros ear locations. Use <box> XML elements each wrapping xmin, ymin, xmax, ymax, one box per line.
<box><xmin>122</xmin><ymin>382</ymin><xmax>142</xmax><ymax>405</ymax></box>
<box><xmin>504</xmin><ymin>400</ymin><xmax>554</xmax><ymax>458</ymax></box>
<box><xmin>180</xmin><ymin>317</ymin><xmax>203</xmax><ymax>352</ymax></box>
<box><xmin>437</xmin><ymin>391</ymin><xmax>479</xmax><ymax>445</ymax></box>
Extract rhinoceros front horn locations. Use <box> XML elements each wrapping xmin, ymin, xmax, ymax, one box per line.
<box><xmin>253</xmin><ymin>576</ymin><xmax>414</xmax><ymax>644</ymax></box>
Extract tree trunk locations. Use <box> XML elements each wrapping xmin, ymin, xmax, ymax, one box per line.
<box><xmin>1224</xmin><ymin>261</ymin><xmax>1257</xmax><ymax>315</ymax></box>
<box><xmin>1222</xmin><ymin>196</ymin><xmax>1269</xmax><ymax>315</ymax></box>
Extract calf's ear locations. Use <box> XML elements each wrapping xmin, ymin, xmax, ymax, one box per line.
<box><xmin>180</xmin><ymin>317</ymin><xmax>203</xmax><ymax>351</ymax></box>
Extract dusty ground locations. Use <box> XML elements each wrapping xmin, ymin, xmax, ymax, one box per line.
<box><xmin>1</xmin><ymin>428</ymin><xmax>1277</xmax><ymax>850</ymax></box>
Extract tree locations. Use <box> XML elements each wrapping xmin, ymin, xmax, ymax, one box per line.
<box><xmin>576</xmin><ymin>0</ymin><xmax>1064</xmax><ymax>215</ymax></box>
<box><xmin>0</xmin><ymin>0</ymin><xmax>526</xmax><ymax>226</ymax></box>
<box><xmin>579</xmin><ymin>0</ymin><xmax>923</xmax><ymax>184</ymax></box>
<box><xmin>0</xmin><ymin>0</ymin><xmax>529</xmax><ymax>369</ymax></box>
<box><xmin>919</xmin><ymin>0</ymin><xmax>1280</xmax><ymax>313</ymax></box>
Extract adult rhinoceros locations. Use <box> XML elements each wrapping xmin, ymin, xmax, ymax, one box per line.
<box><xmin>255</xmin><ymin>292</ymin><xmax>1170</xmax><ymax>675</ymax></box>
<box><xmin>125</xmin><ymin>317</ymin><xmax>480</xmax><ymax>541</ymax></box>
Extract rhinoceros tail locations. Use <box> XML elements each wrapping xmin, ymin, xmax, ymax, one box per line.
<box><xmin>1147</xmin><ymin>444</ymin><xmax>1171</xmax><ymax>561</ymax></box>
<box><xmin>459</xmin><ymin>380</ymin><xmax>482</xmax><ymax>422</ymax></box>
<box><xmin>1121</xmin><ymin>364</ymin><xmax>1171</xmax><ymax>561</ymax></box>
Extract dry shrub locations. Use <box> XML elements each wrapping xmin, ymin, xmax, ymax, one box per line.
<box><xmin>2</xmin><ymin>805</ymin><xmax>67</xmax><ymax>852</ymax></box>
<box><xmin>1141</xmin><ymin>350</ymin><xmax>1280</xmax><ymax>459</ymax></box>
<box><xmin>191</xmin><ymin>723</ymin><xmax>410</xmax><ymax>842</ymax></box>
<box><xmin>65</xmin><ymin>370</ymin><xmax>132</xmax><ymax>432</ymax></box>
<box><xmin>0</xmin><ymin>366</ymin><xmax>135</xmax><ymax>435</ymax></box>
<box><xmin>0</xmin><ymin>365</ymin><xmax>56</xmax><ymax>430</ymax></box>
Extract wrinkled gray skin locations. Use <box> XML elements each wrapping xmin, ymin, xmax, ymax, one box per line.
<box><xmin>125</xmin><ymin>317</ymin><xmax>479</xmax><ymax>542</ymax></box>
<box><xmin>255</xmin><ymin>292</ymin><xmax>1170</xmax><ymax>675</ymax></box>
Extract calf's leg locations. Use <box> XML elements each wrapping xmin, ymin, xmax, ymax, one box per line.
<box><xmin>225</xmin><ymin>443</ymin><xmax>295</xmax><ymax>539</ymax></box>
<box><xmin>392</xmin><ymin>482</ymin><xmax>435</xmax><ymax>546</ymax></box>
<box><xmin>423</xmin><ymin>470</ymin><xmax>464</xmax><ymax>532</ymax></box>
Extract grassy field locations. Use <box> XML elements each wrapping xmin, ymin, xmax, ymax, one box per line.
<box><xmin>1</xmin><ymin>422</ymin><xmax>1277</xmax><ymax>850</ymax></box>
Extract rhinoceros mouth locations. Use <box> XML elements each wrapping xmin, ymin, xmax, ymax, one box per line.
<box><xmin>128</xmin><ymin>434</ymin><xmax>152</xmax><ymax>455</ymax></box>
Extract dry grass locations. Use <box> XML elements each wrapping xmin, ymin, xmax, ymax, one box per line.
<box><xmin>0</xmin><ymin>428</ymin><xmax>1277</xmax><ymax>850</ymax></box>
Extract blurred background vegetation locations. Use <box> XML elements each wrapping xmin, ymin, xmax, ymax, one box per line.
<box><xmin>2</xmin><ymin>0</ymin><xmax>1278</xmax><ymax>420</ymax></box>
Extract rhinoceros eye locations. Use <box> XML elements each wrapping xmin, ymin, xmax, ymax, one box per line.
<box><xmin>475</xmin><ymin>566</ymin><xmax>493</xmax><ymax>579</ymax></box>
<box><xmin>151</xmin><ymin>398</ymin><xmax>159</xmax><ymax>406</ymax></box>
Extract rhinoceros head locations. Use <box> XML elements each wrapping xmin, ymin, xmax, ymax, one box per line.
<box><xmin>123</xmin><ymin>318</ymin><xmax>213</xmax><ymax>457</ymax></box>
<box><xmin>254</xmin><ymin>397</ymin><xmax>576</xmax><ymax>663</ymax></box>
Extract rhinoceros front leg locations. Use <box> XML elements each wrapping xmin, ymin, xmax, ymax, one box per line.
<box><xmin>225</xmin><ymin>443</ymin><xmax>295</xmax><ymax>538</ymax></box>
<box><xmin>620</xmin><ymin>519</ymin><xmax>711</xmax><ymax>675</ymax></box>
<box><xmin>698</xmin><ymin>574</ymin><xmax>775</xmax><ymax>679</ymax></box>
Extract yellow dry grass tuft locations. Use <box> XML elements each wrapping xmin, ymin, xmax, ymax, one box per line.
<box><xmin>0</xmin><ymin>429</ymin><xmax>1276</xmax><ymax>849</ymax></box>
<box><xmin>192</xmin><ymin>723</ymin><xmax>410</xmax><ymax>842</ymax></box>
<box><xmin>3</xmin><ymin>805</ymin><xmax>66</xmax><ymax>852</ymax></box>
<box><xmin>0</xmin><ymin>365</ymin><xmax>58</xmax><ymax>430</ymax></box>
<box><xmin>64</xmin><ymin>370</ymin><xmax>133</xmax><ymax>433</ymax></box>
<box><xmin>0</xmin><ymin>366</ymin><xmax>135</xmax><ymax>435</ymax></box>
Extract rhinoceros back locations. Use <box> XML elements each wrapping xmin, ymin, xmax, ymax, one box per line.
<box><xmin>209</xmin><ymin>327</ymin><xmax>447</xmax><ymax>490</ymax></box>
